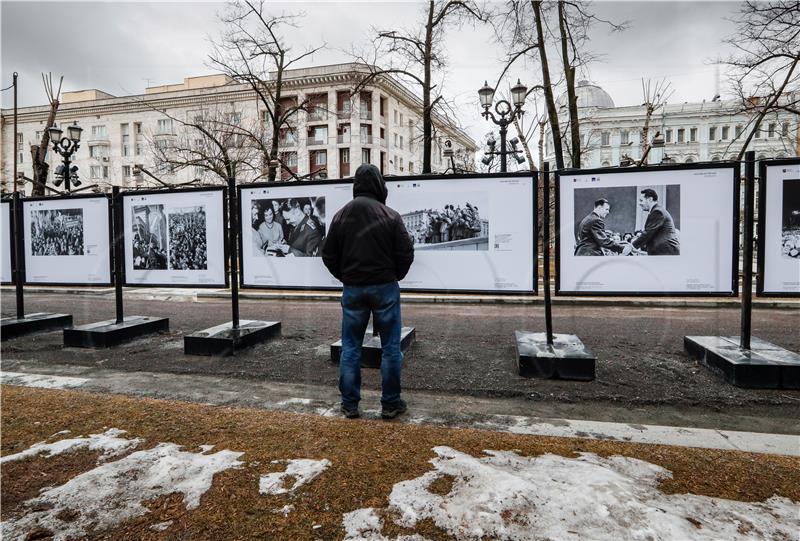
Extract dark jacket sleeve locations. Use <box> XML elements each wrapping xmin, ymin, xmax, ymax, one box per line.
<box><xmin>321</xmin><ymin>219</ymin><xmax>342</xmax><ymax>282</ymax></box>
<box><xmin>393</xmin><ymin>216</ymin><xmax>415</xmax><ymax>281</ymax></box>
<box><xmin>590</xmin><ymin>218</ymin><xmax>623</xmax><ymax>253</ymax></box>
<box><xmin>632</xmin><ymin>210</ymin><xmax>665</xmax><ymax>250</ymax></box>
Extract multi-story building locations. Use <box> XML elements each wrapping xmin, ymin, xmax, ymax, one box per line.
<box><xmin>0</xmin><ymin>63</ymin><xmax>476</xmax><ymax>193</ymax></box>
<box><xmin>543</xmin><ymin>80</ymin><xmax>799</xmax><ymax>168</ymax></box>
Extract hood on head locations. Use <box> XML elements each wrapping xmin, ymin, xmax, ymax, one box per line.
<box><xmin>353</xmin><ymin>163</ymin><xmax>387</xmax><ymax>204</ymax></box>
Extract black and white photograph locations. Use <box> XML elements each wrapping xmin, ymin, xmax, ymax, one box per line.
<box><xmin>781</xmin><ymin>179</ymin><xmax>800</xmax><ymax>260</ymax></box>
<box><xmin>30</xmin><ymin>208</ymin><xmax>85</xmax><ymax>256</ymax></box>
<box><xmin>572</xmin><ymin>185</ymin><xmax>681</xmax><ymax>257</ymax></box>
<box><xmin>391</xmin><ymin>192</ymin><xmax>489</xmax><ymax>251</ymax></box>
<box><xmin>250</xmin><ymin>197</ymin><xmax>325</xmax><ymax>257</ymax></box>
<box><xmin>132</xmin><ymin>204</ymin><xmax>168</xmax><ymax>270</ymax></box>
<box><xmin>168</xmin><ymin>206</ymin><xmax>208</xmax><ymax>270</ymax></box>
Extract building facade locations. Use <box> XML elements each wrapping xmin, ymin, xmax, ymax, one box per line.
<box><xmin>544</xmin><ymin>80</ymin><xmax>799</xmax><ymax>168</ymax></box>
<box><xmin>0</xmin><ymin>63</ymin><xmax>476</xmax><ymax>193</ymax></box>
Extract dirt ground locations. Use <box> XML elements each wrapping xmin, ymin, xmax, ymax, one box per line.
<box><xmin>2</xmin><ymin>385</ymin><xmax>799</xmax><ymax>541</ymax></box>
<box><xmin>2</xmin><ymin>292</ymin><xmax>799</xmax><ymax>416</ymax></box>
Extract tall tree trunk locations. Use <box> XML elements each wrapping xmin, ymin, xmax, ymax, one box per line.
<box><xmin>513</xmin><ymin>116</ymin><xmax>535</xmax><ymax>171</ymax></box>
<box><xmin>557</xmin><ymin>1</ymin><xmax>580</xmax><ymax>168</ymax></box>
<box><xmin>268</xmin><ymin>60</ymin><xmax>284</xmax><ymax>182</ymax></box>
<box><xmin>31</xmin><ymin>102</ymin><xmax>59</xmax><ymax>195</ymax></box>
<box><xmin>422</xmin><ymin>0</ymin><xmax>434</xmax><ymax>173</ymax></box>
<box><xmin>533</xmin><ymin>0</ymin><xmax>564</xmax><ymax>170</ymax></box>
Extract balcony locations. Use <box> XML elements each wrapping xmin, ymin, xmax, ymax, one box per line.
<box><xmin>359</xmin><ymin>109</ymin><xmax>372</xmax><ymax>120</ymax></box>
<box><xmin>360</xmin><ymin>135</ymin><xmax>373</xmax><ymax>145</ymax></box>
<box><xmin>278</xmin><ymin>137</ymin><xmax>298</xmax><ymax>148</ymax></box>
<box><xmin>380</xmin><ymin>114</ymin><xmax>386</xmax><ymax>126</ymax></box>
<box><xmin>380</xmin><ymin>138</ymin><xmax>387</xmax><ymax>148</ymax></box>
<box><xmin>337</xmin><ymin>109</ymin><xmax>352</xmax><ymax>121</ymax></box>
<box><xmin>308</xmin><ymin>108</ymin><xmax>328</xmax><ymax>122</ymax></box>
<box><xmin>307</xmin><ymin>137</ymin><xmax>328</xmax><ymax>147</ymax></box>
<box><xmin>337</xmin><ymin>134</ymin><xmax>351</xmax><ymax>144</ymax></box>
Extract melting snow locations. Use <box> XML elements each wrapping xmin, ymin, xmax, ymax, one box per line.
<box><xmin>259</xmin><ymin>458</ymin><xmax>331</xmax><ymax>495</ymax></box>
<box><xmin>275</xmin><ymin>397</ymin><xmax>314</xmax><ymax>406</ymax></box>
<box><xmin>1</xmin><ymin>442</ymin><xmax>244</xmax><ymax>541</ymax></box>
<box><xmin>1</xmin><ymin>371</ymin><xmax>89</xmax><ymax>389</ymax></box>
<box><xmin>343</xmin><ymin>446</ymin><xmax>799</xmax><ymax>541</ymax></box>
<box><xmin>0</xmin><ymin>428</ymin><xmax>142</xmax><ymax>464</ymax></box>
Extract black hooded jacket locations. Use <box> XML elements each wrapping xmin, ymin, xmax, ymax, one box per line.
<box><xmin>321</xmin><ymin>164</ymin><xmax>414</xmax><ymax>286</ymax></box>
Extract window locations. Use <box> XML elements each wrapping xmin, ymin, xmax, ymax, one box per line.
<box><xmin>394</xmin><ymin>133</ymin><xmax>398</xmax><ymax>147</ymax></box>
<box><xmin>282</xmin><ymin>151</ymin><xmax>298</xmax><ymax>168</ymax></box>
<box><xmin>362</xmin><ymin>148</ymin><xmax>371</xmax><ymax>164</ymax></box>
<box><xmin>122</xmin><ymin>144</ymin><xmax>129</xmax><ymax>157</ymax></box>
<box><xmin>399</xmin><ymin>157</ymin><xmax>404</xmax><ymax>171</ymax></box>
<box><xmin>677</xmin><ymin>128</ymin><xmax>685</xmax><ymax>143</ymax></box>
<box><xmin>394</xmin><ymin>155</ymin><xmax>398</xmax><ymax>169</ymax></box>
<box><xmin>17</xmin><ymin>151</ymin><xmax>23</xmax><ymax>163</ymax></box>
<box><xmin>91</xmin><ymin>125</ymin><xmax>107</xmax><ymax>137</ymax></box>
<box><xmin>768</xmin><ymin>123</ymin><xmax>776</xmax><ymax>137</ymax></box>
<box><xmin>227</xmin><ymin>112</ymin><xmax>241</xmax><ymax>125</ymax></box>
<box><xmin>782</xmin><ymin>122</ymin><xmax>790</xmax><ymax>137</ymax></box>
<box><xmin>400</xmin><ymin>136</ymin><xmax>404</xmax><ymax>150</ymax></box>
<box><xmin>721</xmin><ymin>126</ymin><xmax>729</xmax><ymax>140</ymax></box>
<box><xmin>601</xmin><ymin>131</ymin><xmax>610</xmax><ymax>147</ymax></box>
<box><xmin>89</xmin><ymin>145</ymin><xmax>108</xmax><ymax>159</ymax></box>
<box><xmin>135</xmin><ymin>143</ymin><xmax>142</xmax><ymax>156</ymax></box>
<box><xmin>121</xmin><ymin>123</ymin><xmax>129</xmax><ymax>136</ymax></box>
<box><xmin>309</xmin><ymin>125</ymin><xmax>327</xmax><ymax>144</ymax></box>
<box><xmin>736</xmin><ymin>125</ymin><xmax>743</xmax><ymax>138</ymax></box>
<box><xmin>393</xmin><ymin>110</ymin><xmax>398</xmax><ymax>123</ymax></box>
<box><xmin>122</xmin><ymin>165</ymin><xmax>132</xmax><ymax>177</ymax></box>
<box><xmin>409</xmin><ymin>162</ymin><xmax>414</xmax><ymax>173</ymax></box>
<box><xmin>314</xmin><ymin>150</ymin><xmax>327</xmax><ymax>166</ymax></box>
<box><xmin>35</xmin><ymin>131</ymin><xmax>42</xmax><ymax>141</ymax></box>
<box><xmin>134</xmin><ymin>122</ymin><xmax>142</xmax><ymax>134</ymax></box>
<box><xmin>157</xmin><ymin>119</ymin><xmax>173</xmax><ymax>135</ymax></box>
<box><xmin>665</xmin><ymin>129</ymin><xmax>672</xmax><ymax>143</ymax></box>
<box><xmin>400</xmin><ymin>113</ymin><xmax>404</xmax><ymax>125</ymax></box>
<box><xmin>620</xmin><ymin>130</ymin><xmax>630</xmax><ymax>145</ymax></box>
<box><xmin>91</xmin><ymin>166</ymin><xmax>101</xmax><ymax>178</ymax></box>
<box><xmin>340</xmin><ymin>148</ymin><xmax>350</xmax><ymax>164</ymax></box>
<box><xmin>690</xmin><ymin>128</ymin><xmax>697</xmax><ymax>142</ymax></box>
<box><xmin>17</xmin><ymin>133</ymin><xmax>24</xmax><ymax>145</ymax></box>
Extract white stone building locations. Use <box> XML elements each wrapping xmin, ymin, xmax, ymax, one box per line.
<box><xmin>543</xmin><ymin>80</ymin><xmax>799</xmax><ymax>168</ymax></box>
<box><xmin>0</xmin><ymin>63</ymin><xmax>476</xmax><ymax>193</ymax></box>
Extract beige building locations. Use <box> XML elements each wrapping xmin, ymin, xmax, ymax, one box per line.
<box><xmin>1</xmin><ymin>63</ymin><xmax>476</xmax><ymax>193</ymax></box>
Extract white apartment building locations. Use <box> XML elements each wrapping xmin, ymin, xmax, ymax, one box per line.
<box><xmin>0</xmin><ymin>63</ymin><xmax>476</xmax><ymax>193</ymax></box>
<box><xmin>543</xmin><ymin>80</ymin><xmax>799</xmax><ymax>169</ymax></box>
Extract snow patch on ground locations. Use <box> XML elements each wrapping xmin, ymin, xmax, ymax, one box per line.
<box><xmin>259</xmin><ymin>458</ymin><xmax>331</xmax><ymax>496</ymax></box>
<box><xmin>343</xmin><ymin>446</ymin><xmax>799</xmax><ymax>541</ymax></box>
<box><xmin>1</xmin><ymin>371</ymin><xmax>89</xmax><ymax>389</ymax></box>
<box><xmin>0</xmin><ymin>428</ymin><xmax>142</xmax><ymax>464</ymax></box>
<box><xmin>199</xmin><ymin>444</ymin><xmax>215</xmax><ymax>453</ymax></box>
<box><xmin>150</xmin><ymin>520</ymin><xmax>173</xmax><ymax>531</ymax></box>
<box><xmin>1</xmin><ymin>442</ymin><xmax>244</xmax><ymax>541</ymax></box>
<box><xmin>275</xmin><ymin>397</ymin><xmax>314</xmax><ymax>406</ymax></box>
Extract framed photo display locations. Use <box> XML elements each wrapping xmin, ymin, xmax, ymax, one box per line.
<box><xmin>757</xmin><ymin>158</ymin><xmax>800</xmax><ymax>297</ymax></box>
<box><xmin>239</xmin><ymin>172</ymin><xmax>536</xmax><ymax>294</ymax></box>
<box><xmin>1</xmin><ymin>199</ymin><xmax>12</xmax><ymax>284</ymax></box>
<box><xmin>23</xmin><ymin>194</ymin><xmax>112</xmax><ymax>285</ymax></box>
<box><xmin>556</xmin><ymin>163</ymin><xmax>739</xmax><ymax>296</ymax></box>
<box><xmin>122</xmin><ymin>187</ymin><xmax>227</xmax><ymax>287</ymax></box>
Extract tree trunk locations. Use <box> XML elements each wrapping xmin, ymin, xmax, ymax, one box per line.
<box><xmin>422</xmin><ymin>1</ymin><xmax>434</xmax><ymax>174</ymax></box>
<box><xmin>533</xmin><ymin>0</ymin><xmax>564</xmax><ymax>170</ymax></box>
<box><xmin>268</xmin><ymin>59</ymin><xmax>284</xmax><ymax>182</ymax></box>
<box><xmin>31</xmin><ymin>102</ymin><xmax>59</xmax><ymax>195</ymax></box>
<box><xmin>513</xmin><ymin>116</ymin><xmax>535</xmax><ymax>171</ymax></box>
<box><xmin>557</xmin><ymin>1</ymin><xmax>580</xmax><ymax>168</ymax></box>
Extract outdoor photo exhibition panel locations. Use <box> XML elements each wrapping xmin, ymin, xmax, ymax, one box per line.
<box><xmin>758</xmin><ymin>159</ymin><xmax>800</xmax><ymax>296</ymax></box>
<box><xmin>240</xmin><ymin>173</ymin><xmax>536</xmax><ymax>293</ymax></box>
<box><xmin>1</xmin><ymin>199</ymin><xmax>12</xmax><ymax>284</ymax></box>
<box><xmin>122</xmin><ymin>187</ymin><xmax>227</xmax><ymax>287</ymax></box>
<box><xmin>23</xmin><ymin>195</ymin><xmax>112</xmax><ymax>285</ymax></box>
<box><xmin>556</xmin><ymin>164</ymin><xmax>738</xmax><ymax>295</ymax></box>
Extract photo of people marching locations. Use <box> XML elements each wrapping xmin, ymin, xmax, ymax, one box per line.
<box><xmin>168</xmin><ymin>206</ymin><xmax>208</xmax><ymax>270</ymax></box>
<box><xmin>132</xmin><ymin>204</ymin><xmax>168</xmax><ymax>270</ymax></box>
<box><xmin>30</xmin><ymin>209</ymin><xmax>85</xmax><ymax>256</ymax></box>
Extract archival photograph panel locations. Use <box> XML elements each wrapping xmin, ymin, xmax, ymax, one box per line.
<box><xmin>760</xmin><ymin>162</ymin><xmax>800</xmax><ymax>295</ymax></box>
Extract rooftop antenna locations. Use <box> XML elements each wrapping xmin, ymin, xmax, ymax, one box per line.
<box><xmin>713</xmin><ymin>56</ymin><xmax>721</xmax><ymax>101</ymax></box>
<box><xmin>142</xmin><ymin>77</ymin><xmax>153</xmax><ymax>89</ymax></box>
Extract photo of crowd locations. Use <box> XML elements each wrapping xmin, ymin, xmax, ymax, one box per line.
<box><xmin>394</xmin><ymin>192</ymin><xmax>489</xmax><ymax>251</ymax></box>
<box><xmin>572</xmin><ymin>184</ymin><xmax>681</xmax><ymax>257</ymax></box>
<box><xmin>250</xmin><ymin>196</ymin><xmax>325</xmax><ymax>257</ymax></box>
<box><xmin>30</xmin><ymin>208</ymin><xmax>85</xmax><ymax>256</ymax></box>
<box><xmin>132</xmin><ymin>204</ymin><xmax>168</xmax><ymax>270</ymax></box>
<box><xmin>168</xmin><ymin>206</ymin><xmax>208</xmax><ymax>270</ymax></box>
<box><xmin>782</xmin><ymin>178</ymin><xmax>800</xmax><ymax>259</ymax></box>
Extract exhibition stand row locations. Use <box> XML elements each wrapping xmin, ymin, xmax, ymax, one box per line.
<box><xmin>0</xmin><ymin>157</ymin><xmax>798</xmax><ymax>388</ymax></box>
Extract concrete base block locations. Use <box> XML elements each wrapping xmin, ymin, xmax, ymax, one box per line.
<box><xmin>331</xmin><ymin>327</ymin><xmax>416</xmax><ymax>368</ymax></box>
<box><xmin>1</xmin><ymin>313</ymin><xmax>73</xmax><ymax>341</ymax></box>
<box><xmin>515</xmin><ymin>331</ymin><xmax>596</xmax><ymax>381</ymax></box>
<box><xmin>64</xmin><ymin>316</ymin><xmax>169</xmax><ymax>348</ymax></box>
<box><xmin>184</xmin><ymin>320</ymin><xmax>281</xmax><ymax>356</ymax></box>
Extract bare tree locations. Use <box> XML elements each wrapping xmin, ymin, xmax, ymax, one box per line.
<box><xmin>29</xmin><ymin>73</ymin><xmax>63</xmax><ymax>196</ymax></box>
<box><xmin>352</xmin><ymin>0</ymin><xmax>487</xmax><ymax>173</ymax></box>
<box><xmin>723</xmin><ymin>1</ymin><xmax>800</xmax><ymax>160</ymax></box>
<box><xmin>637</xmin><ymin>78</ymin><xmax>672</xmax><ymax>166</ymax></box>
<box><xmin>208</xmin><ymin>0</ymin><xmax>324</xmax><ymax>181</ymax></box>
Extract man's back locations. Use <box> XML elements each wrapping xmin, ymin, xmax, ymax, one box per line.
<box><xmin>322</xmin><ymin>165</ymin><xmax>413</xmax><ymax>285</ymax></box>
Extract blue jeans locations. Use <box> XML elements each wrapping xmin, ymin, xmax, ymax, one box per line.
<box><xmin>339</xmin><ymin>281</ymin><xmax>403</xmax><ymax>410</ymax></box>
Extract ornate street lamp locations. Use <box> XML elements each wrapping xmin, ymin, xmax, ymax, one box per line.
<box><xmin>49</xmin><ymin>121</ymin><xmax>83</xmax><ymax>191</ymax></box>
<box><xmin>478</xmin><ymin>79</ymin><xmax>528</xmax><ymax>172</ymax></box>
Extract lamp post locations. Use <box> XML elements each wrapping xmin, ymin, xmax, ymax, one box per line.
<box><xmin>48</xmin><ymin>121</ymin><xmax>83</xmax><ymax>192</ymax></box>
<box><xmin>478</xmin><ymin>79</ymin><xmax>527</xmax><ymax>172</ymax></box>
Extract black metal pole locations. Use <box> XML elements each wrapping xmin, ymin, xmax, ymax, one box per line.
<box><xmin>740</xmin><ymin>151</ymin><xmax>755</xmax><ymax>350</ymax></box>
<box><xmin>542</xmin><ymin>162</ymin><xmax>553</xmax><ymax>345</ymax></box>
<box><xmin>63</xmin><ymin>153</ymin><xmax>71</xmax><ymax>194</ymax></box>
<box><xmin>228</xmin><ymin>176</ymin><xmax>240</xmax><ymax>330</ymax></box>
<box><xmin>499</xmin><ymin>121</ymin><xmax>508</xmax><ymax>173</ymax></box>
<box><xmin>13</xmin><ymin>72</ymin><xmax>18</xmax><ymax>193</ymax></box>
<box><xmin>13</xmin><ymin>191</ymin><xmax>24</xmax><ymax>319</ymax></box>
<box><xmin>112</xmin><ymin>187</ymin><xmax>124</xmax><ymax>324</ymax></box>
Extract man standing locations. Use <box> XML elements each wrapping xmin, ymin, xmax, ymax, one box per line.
<box><xmin>632</xmin><ymin>188</ymin><xmax>680</xmax><ymax>255</ymax></box>
<box><xmin>574</xmin><ymin>198</ymin><xmax>630</xmax><ymax>256</ymax></box>
<box><xmin>322</xmin><ymin>164</ymin><xmax>414</xmax><ymax>420</ymax></box>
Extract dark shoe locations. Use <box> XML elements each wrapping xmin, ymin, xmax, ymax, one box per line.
<box><xmin>341</xmin><ymin>405</ymin><xmax>360</xmax><ymax>419</ymax></box>
<box><xmin>381</xmin><ymin>399</ymin><xmax>407</xmax><ymax>420</ymax></box>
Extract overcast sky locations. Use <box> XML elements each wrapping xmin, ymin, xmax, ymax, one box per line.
<box><xmin>1</xmin><ymin>1</ymin><xmax>740</xmax><ymax>147</ymax></box>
